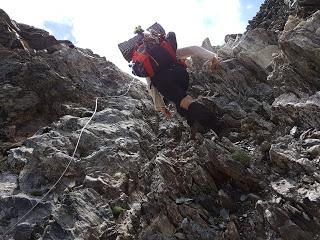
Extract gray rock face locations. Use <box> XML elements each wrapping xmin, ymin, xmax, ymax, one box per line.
<box><xmin>296</xmin><ymin>0</ymin><xmax>320</xmax><ymax>18</ymax></box>
<box><xmin>246</xmin><ymin>0</ymin><xmax>293</xmax><ymax>32</ymax></box>
<box><xmin>279</xmin><ymin>11</ymin><xmax>320</xmax><ymax>89</ymax></box>
<box><xmin>1</xmin><ymin>3</ymin><xmax>320</xmax><ymax>240</ymax></box>
<box><xmin>0</xmin><ymin>7</ymin><xmax>146</xmax><ymax>163</ymax></box>
<box><xmin>246</xmin><ymin>0</ymin><xmax>320</xmax><ymax>32</ymax></box>
<box><xmin>263</xmin><ymin>129</ymin><xmax>320</xmax><ymax>239</ymax></box>
<box><xmin>265</xmin><ymin>10</ymin><xmax>320</xmax><ymax>100</ymax></box>
<box><xmin>271</xmin><ymin>92</ymin><xmax>320</xmax><ymax>128</ymax></box>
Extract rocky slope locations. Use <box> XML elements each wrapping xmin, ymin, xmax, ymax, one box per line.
<box><xmin>0</xmin><ymin>1</ymin><xmax>320</xmax><ymax>239</ymax></box>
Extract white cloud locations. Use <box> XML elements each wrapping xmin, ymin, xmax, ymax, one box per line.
<box><xmin>1</xmin><ymin>0</ymin><xmax>246</xmax><ymax>73</ymax></box>
<box><xmin>246</xmin><ymin>4</ymin><xmax>253</xmax><ymax>9</ymax></box>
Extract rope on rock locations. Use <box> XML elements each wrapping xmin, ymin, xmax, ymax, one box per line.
<box><xmin>2</xmin><ymin>78</ymin><xmax>136</xmax><ymax>239</ymax></box>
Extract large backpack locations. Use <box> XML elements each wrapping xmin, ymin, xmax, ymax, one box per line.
<box><xmin>130</xmin><ymin>34</ymin><xmax>177</xmax><ymax>77</ymax></box>
<box><xmin>118</xmin><ymin>23</ymin><xmax>181</xmax><ymax>78</ymax></box>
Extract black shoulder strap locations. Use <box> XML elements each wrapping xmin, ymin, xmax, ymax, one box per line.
<box><xmin>166</xmin><ymin>32</ymin><xmax>177</xmax><ymax>51</ymax></box>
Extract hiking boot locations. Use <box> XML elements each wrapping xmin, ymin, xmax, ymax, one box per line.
<box><xmin>177</xmin><ymin>106</ymin><xmax>194</xmax><ymax>127</ymax></box>
<box><xmin>191</xmin><ymin>121</ymin><xmax>209</xmax><ymax>134</ymax></box>
<box><xmin>187</xmin><ymin>102</ymin><xmax>224</xmax><ymax>133</ymax></box>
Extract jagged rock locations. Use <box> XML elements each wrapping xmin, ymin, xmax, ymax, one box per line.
<box><xmin>296</xmin><ymin>0</ymin><xmax>320</xmax><ymax>18</ymax></box>
<box><xmin>218</xmin><ymin>189</ymin><xmax>236</xmax><ymax>210</ymax></box>
<box><xmin>283</xmin><ymin>15</ymin><xmax>302</xmax><ymax>32</ymax></box>
<box><xmin>307</xmin><ymin>145</ymin><xmax>320</xmax><ymax>158</ymax></box>
<box><xmin>200</xmin><ymin>140</ymin><xmax>260</xmax><ymax>191</ymax></box>
<box><xmin>0</xmin><ymin>9</ymin><xmax>26</xmax><ymax>49</ymax></box>
<box><xmin>269</xmin><ymin>134</ymin><xmax>320</xmax><ymax>173</ymax></box>
<box><xmin>271</xmin><ymin>92</ymin><xmax>320</xmax><ymax>128</ymax></box>
<box><xmin>224</xmin><ymin>34</ymin><xmax>242</xmax><ymax>44</ymax></box>
<box><xmin>13</xmin><ymin>222</ymin><xmax>35</xmax><ymax>240</ymax></box>
<box><xmin>202</xmin><ymin>37</ymin><xmax>220</xmax><ymax>53</ymax></box>
<box><xmin>0</xmin><ymin>8</ymin><xmax>147</xmax><ymax>149</ymax></box>
<box><xmin>0</xmin><ymin>195</ymin><xmax>52</xmax><ymax>237</ymax></box>
<box><xmin>233</xmin><ymin>28</ymin><xmax>280</xmax><ymax>70</ymax></box>
<box><xmin>42</xmin><ymin>188</ymin><xmax>114</xmax><ymax>239</ymax></box>
<box><xmin>264</xmin><ymin>206</ymin><xmax>314</xmax><ymax>240</ymax></box>
<box><xmin>279</xmin><ymin>11</ymin><xmax>320</xmax><ymax>86</ymax></box>
<box><xmin>180</xmin><ymin>218</ymin><xmax>217</xmax><ymax>240</ymax></box>
<box><xmin>217</xmin><ymin>221</ymin><xmax>240</xmax><ymax>240</ymax></box>
<box><xmin>6</xmin><ymin>97</ymin><xmax>155</xmax><ymax>195</ymax></box>
<box><xmin>268</xmin><ymin>11</ymin><xmax>320</xmax><ymax>96</ymax></box>
<box><xmin>1</xmin><ymin>3</ymin><xmax>320</xmax><ymax>239</ymax></box>
<box><xmin>217</xmin><ymin>34</ymin><xmax>241</xmax><ymax>59</ymax></box>
<box><xmin>17</xmin><ymin>23</ymin><xmax>59</xmax><ymax>50</ymax></box>
<box><xmin>247</xmin><ymin>0</ymin><xmax>293</xmax><ymax>32</ymax></box>
<box><xmin>0</xmin><ymin>172</ymin><xmax>17</xmax><ymax>196</ymax></box>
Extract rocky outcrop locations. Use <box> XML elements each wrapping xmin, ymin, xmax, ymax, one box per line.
<box><xmin>246</xmin><ymin>0</ymin><xmax>320</xmax><ymax>32</ymax></box>
<box><xmin>246</xmin><ymin>0</ymin><xmax>292</xmax><ymax>32</ymax></box>
<box><xmin>268</xmin><ymin>10</ymin><xmax>320</xmax><ymax>96</ymax></box>
<box><xmin>0</xmin><ymin>8</ymin><xmax>145</xmax><ymax>162</ymax></box>
<box><xmin>1</xmin><ymin>3</ymin><xmax>320</xmax><ymax>240</ymax></box>
<box><xmin>296</xmin><ymin>0</ymin><xmax>320</xmax><ymax>18</ymax></box>
<box><xmin>271</xmin><ymin>92</ymin><xmax>320</xmax><ymax>128</ymax></box>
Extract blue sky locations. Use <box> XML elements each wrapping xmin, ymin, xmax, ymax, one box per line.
<box><xmin>44</xmin><ymin>21</ymin><xmax>76</xmax><ymax>43</ymax></box>
<box><xmin>239</xmin><ymin>0</ymin><xmax>263</xmax><ymax>23</ymax></box>
<box><xmin>2</xmin><ymin>0</ymin><xmax>264</xmax><ymax>72</ymax></box>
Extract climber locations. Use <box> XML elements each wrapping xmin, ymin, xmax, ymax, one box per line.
<box><xmin>118</xmin><ymin>23</ymin><xmax>239</xmax><ymax>135</ymax></box>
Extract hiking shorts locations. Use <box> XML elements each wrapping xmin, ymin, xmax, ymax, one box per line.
<box><xmin>151</xmin><ymin>65</ymin><xmax>189</xmax><ymax>106</ymax></box>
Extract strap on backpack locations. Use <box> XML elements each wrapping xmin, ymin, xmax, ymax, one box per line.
<box><xmin>161</xmin><ymin>41</ymin><xmax>177</xmax><ymax>61</ymax></box>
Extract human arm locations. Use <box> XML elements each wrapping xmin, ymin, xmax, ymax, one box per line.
<box><xmin>176</xmin><ymin>46</ymin><xmax>219</xmax><ymax>71</ymax></box>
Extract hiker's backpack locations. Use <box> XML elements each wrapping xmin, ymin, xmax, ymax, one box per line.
<box><xmin>118</xmin><ymin>23</ymin><xmax>166</xmax><ymax>62</ymax></box>
<box><xmin>130</xmin><ymin>33</ymin><xmax>177</xmax><ymax>78</ymax></box>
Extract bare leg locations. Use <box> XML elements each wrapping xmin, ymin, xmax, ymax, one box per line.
<box><xmin>180</xmin><ymin>95</ymin><xmax>194</xmax><ymax>110</ymax></box>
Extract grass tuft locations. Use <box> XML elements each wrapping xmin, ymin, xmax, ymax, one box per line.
<box><xmin>112</xmin><ymin>206</ymin><xmax>127</xmax><ymax>218</ymax></box>
<box><xmin>231</xmin><ymin>150</ymin><xmax>251</xmax><ymax>167</ymax></box>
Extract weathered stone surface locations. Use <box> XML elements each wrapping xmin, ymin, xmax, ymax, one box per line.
<box><xmin>264</xmin><ymin>206</ymin><xmax>314</xmax><ymax>240</ymax></box>
<box><xmin>246</xmin><ymin>0</ymin><xmax>293</xmax><ymax>32</ymax></box>
<box><xmin>271</xmin><ymin>92</ymin><xmax>320</xmax><ymax>128</ymax></box>
<box><xmin>279</xmin><ymin>11</ymin><xmax>320</xmax><ymax>85</ymax></box>
<box><xmin>268</xmin><ymin>11</ymin><xmax>320</xmax><ymax>96</ymax></box>
<box><xmin>296</xmin><ymin>0</ymin><xmax>320</xmax><ymax>18</ymax></box>
<box><xmin>43</xmin><ymin>188</ymin><xmax>114</xmax><ymax>239</ymax></box>
<box><xmin>0</xmin><ymin>195</ymin><xmax>52</xmax><ymax>236</ymax></box>
<box><xmin>1</xmin><ymin>3</ymin><xmax>320</xmax><ymax>240</ymax></box>
<box><xmin>233</xmin><ymin>28</ymin><xmax>280</xmax><ymax>70</ymax></box>
<box><xmin>0</xmin><ymin>9</ymin><xmax>25</xmax><ymax>49</ymax></box>
<box><xmin>0</xmin><ymin>172</ymin><xmax>17</xmax><ymax>196</ymax></box>
<box><xmin>17</xmin><ymin>23</ymin><xmax>59</xmax><ymax>51</ymax></box>
<box><xmin>0</xmin><ymin>7</ymin><xmax>147</xmax><ymax>154</ymax></box>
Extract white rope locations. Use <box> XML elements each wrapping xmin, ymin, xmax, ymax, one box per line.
<box><xmin>2</xmin><ymin>78</ymin><xmax>136</xmax><ymax>239</ymax></box>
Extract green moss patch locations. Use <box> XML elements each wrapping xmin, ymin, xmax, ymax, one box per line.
<box><xmin>112</xmin><ymin>206</ymin><xmax>127</xmax><ymax>218</ymax></box>
<box><xmin>231</xmin><ymin>150</ymin><xmax>251</xmax><ymax>167</ymax></box>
